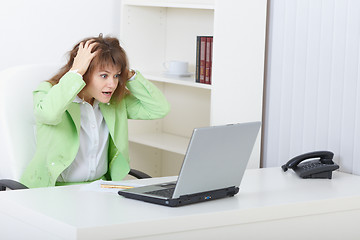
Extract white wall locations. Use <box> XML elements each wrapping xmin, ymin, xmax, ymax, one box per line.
<box><xmin>0</xmin><ymin>0</ymin><xmax>121</xmax><ymax>71</ymax></box>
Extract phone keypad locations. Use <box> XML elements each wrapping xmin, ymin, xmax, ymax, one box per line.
<box><xmin>294</xmin><ymin>159</ymin><xmax>339</xmax><ymax>179</ymax></box>
<box><xmin>300</xmin><ymin>162</ymin><xmax>324</xmax><ymax>170</ymax></box>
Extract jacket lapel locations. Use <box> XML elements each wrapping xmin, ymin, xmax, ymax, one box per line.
<box><xmin>67</xmin><ymin>103</ymin><xmax>81</xmax><ymax>134</ymax></box>
<box><xmin>99</xmin><ymin>103</ymin><xmax>115</xmax><ymax>138</ymax></box>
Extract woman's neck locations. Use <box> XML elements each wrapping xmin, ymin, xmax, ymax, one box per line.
<box><xmin>78</xmin><ymin>91</ymin><xmax>94</xmax><ymax>106</ymax></box>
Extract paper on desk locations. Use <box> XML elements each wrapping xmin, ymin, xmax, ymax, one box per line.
<box><xmin>80</xmin><ymin>179</ymin><xmax>144</xmax><ymax>194</ymax></box>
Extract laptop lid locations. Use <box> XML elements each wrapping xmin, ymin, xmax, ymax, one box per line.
<box><xmin>172</xmin><ymin>122</ymin><xmax>260</xmax><ymax>198</ymax></box>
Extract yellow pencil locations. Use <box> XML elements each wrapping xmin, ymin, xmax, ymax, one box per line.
<box><xmin>100</xmin><ymin>184</ymin><xmax>134</xmax><ymax>189</ymax></box>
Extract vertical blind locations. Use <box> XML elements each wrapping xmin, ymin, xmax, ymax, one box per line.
<box><xmin>262</xmin><ymin>0</ymin><xmax>360</xmax><ymax>174</ymax></box>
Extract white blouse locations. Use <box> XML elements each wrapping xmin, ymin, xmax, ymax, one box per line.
<box><xmin>57</xmin><ymin>96</ymin><xmax>109</xmax><ymax>182</ymax></box>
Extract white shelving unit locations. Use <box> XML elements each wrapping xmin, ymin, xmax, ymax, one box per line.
<box><xmin>120</xmin><ymin>0</ymin><xmax>267</xmax><ymax>177</ymax></box>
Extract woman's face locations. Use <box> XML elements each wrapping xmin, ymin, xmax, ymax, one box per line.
<box><xmin>81</xmin><ymin>64</ymin><xmax>121</xmax><ymax>105</ymax></box>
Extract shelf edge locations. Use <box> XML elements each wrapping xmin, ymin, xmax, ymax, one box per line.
<box><xmin>122</xmin><ymin>0</ymin><xmax>215</xmax><ymax>10</ymax></box>
<box><xmin>142</xmin><ymin>72</ymin><xmax>212</xmax><ymax>90</ymax></box>
<box><xmin>129</xmin><ymin>133</ymin><xmax>189</xmax><ymax>155</ymax></box>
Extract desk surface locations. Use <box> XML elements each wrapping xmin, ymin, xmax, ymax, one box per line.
<box><xmin>1</xmin><ymin>168</ymin><xmax>360</xmax><ymax>240</ymax></box>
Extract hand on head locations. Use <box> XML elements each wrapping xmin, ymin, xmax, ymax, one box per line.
<box><xmin>70</xmin><ymin>40</ymin><xmax>98</xmax><ymax>76</ymax></box>
<box><xmin>127</xmin><ymin>69</ymin><xmax>135</xmax><ymax>80</ymax></box>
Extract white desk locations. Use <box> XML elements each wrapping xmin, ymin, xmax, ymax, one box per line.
<box><xmin>1</xmin><ymin>168</ymin><xmax>360</xmax><ymax>240</ymax></box>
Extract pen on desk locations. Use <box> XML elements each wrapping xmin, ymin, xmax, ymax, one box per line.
<box><xmin>100</xmin><ymin>184</ymin><xmax>135</xmax><ymax>189</ymax></box>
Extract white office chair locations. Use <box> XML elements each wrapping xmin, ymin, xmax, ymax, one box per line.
<box><xmin>0</xmin><ymin>64</ymin><xmax>150</xmax><ymax>190</ymax></box>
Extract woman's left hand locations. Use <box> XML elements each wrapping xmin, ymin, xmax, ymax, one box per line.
<box><xmin>127</xmin><ymin>69</ymin><xmax>135</xmax><ymax>80</ymax></box>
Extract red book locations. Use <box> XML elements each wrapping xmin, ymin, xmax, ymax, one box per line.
<box><xmin>199</xmin><ymin>36</ymin><xmax>207</xmax><ymax>84</ymax></box>
<box><xmin>195</xmin><ymin>36</ymin><xmax>201</xmax><ymax>83</ymax></box>
<box><xmin>205</xmin><ymin>37</ymin><xmax>213</xmax><ymax>85</ymax></box>
<box><xmin>209</xmin><ymin>37</ymin><xmax>213</xmax><ymax>85</ymax></box>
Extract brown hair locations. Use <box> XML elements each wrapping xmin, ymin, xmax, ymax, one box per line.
<box><xmin>48</xmin><ymin>34</ymin><xmax>129</xmax><ymax>102</ymax></box>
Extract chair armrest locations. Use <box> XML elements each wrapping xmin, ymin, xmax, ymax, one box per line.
<box><xmin>128</xmin><ymin>169</ymin><xmax>152</xmax><ymax>179</ymax></box>
<box><xmin>0</xmin><ymin>179</ymin><xmax>29</xmax><ymax>191</ymax></box>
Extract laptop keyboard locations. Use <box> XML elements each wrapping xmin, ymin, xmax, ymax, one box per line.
<box><xmin>145</xmin><ymin>188</ymin><xmax>175</xmax><ymax>198</ymax></box>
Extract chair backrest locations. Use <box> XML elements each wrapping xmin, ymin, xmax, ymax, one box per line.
<box><xmin>0</xmin><ymin>64</ymin><xmax>61</xmax><ymax>180</ymax></box>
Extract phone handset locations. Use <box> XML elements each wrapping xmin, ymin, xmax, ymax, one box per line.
<box><xmin>282</xmin><ymin>151</ymin><xmax>334</xmax><ymax>171</ymax></box>
<box><xmin>281</xmin><ymin>151</ymin><xmax>339</xmax><ymax>179</ymax></box>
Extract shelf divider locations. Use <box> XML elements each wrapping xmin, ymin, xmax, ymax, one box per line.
<box><xmin>122</xmin><ymin>0</ymin><xmax>215</xmax><ymax>10</ymax></box>
<box><xmin>142</xmin><ymin>72</ymin><xmax>212</xmax><ymax>90</ymax></box>
<box><xmin>129</xmin><ymin>132</ymin><xmax>190</xmax><ymax>155</ymax></box>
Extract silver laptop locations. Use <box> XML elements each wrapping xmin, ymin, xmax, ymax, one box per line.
<box><xmin>118</xmin><ymin>122</ymin><xmax>261</xmax><ymax>207</ymax></box>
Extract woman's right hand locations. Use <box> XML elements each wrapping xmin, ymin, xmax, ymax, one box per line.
<box><xmin>70</xmin><ymin>40</ymin><xmax>98</xmax><ymax>76</ymax></box>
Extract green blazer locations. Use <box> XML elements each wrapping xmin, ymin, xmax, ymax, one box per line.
<box><xmin>21</xmin><ymin>71</ymin><xmax>170</xmax><ymax>188</ymax></box>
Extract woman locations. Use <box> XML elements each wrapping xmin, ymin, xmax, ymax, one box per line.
<box><xmin>21</xmin><ymin>35</ymin><xmax>170</xmax><ymax>188</ymax></box>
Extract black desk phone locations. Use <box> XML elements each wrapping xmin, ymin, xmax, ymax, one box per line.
<box><xmin>281</xmin><ymin>151</ymin><xmax>339</xmax><ymax>179</ymax></box>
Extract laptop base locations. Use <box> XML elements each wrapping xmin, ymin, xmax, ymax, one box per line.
<box><xmin>118</xmin><ymin>186</ymin><xmax>239</xmax><ymax>207</ymax></box>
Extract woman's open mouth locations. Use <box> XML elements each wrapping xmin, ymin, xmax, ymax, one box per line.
<box><xmin>102</xmin><ymin>91</ymin><xmax>112</xmax><ymax>96</ymax></box>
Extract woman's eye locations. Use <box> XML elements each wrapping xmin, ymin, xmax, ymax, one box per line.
<box><xmin>114</xmin><ymin>74</ymin><xmax>120</xmax><ymax>78</ymax></box>
<box><xmin>100</xmin><ymin>74</ymin><xmax>107</xmax><ymax>79</ymax></box>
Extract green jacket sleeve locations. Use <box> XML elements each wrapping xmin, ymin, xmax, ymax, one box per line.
<box><xmin>125</xmin><ymin>71</ymin><xmax>170</xmax><ymax>119</ymax></box>
<box><xmin>33</xmin><ymin>72</ymin><xmax>85</xmax><ymax>125</ymax></box>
